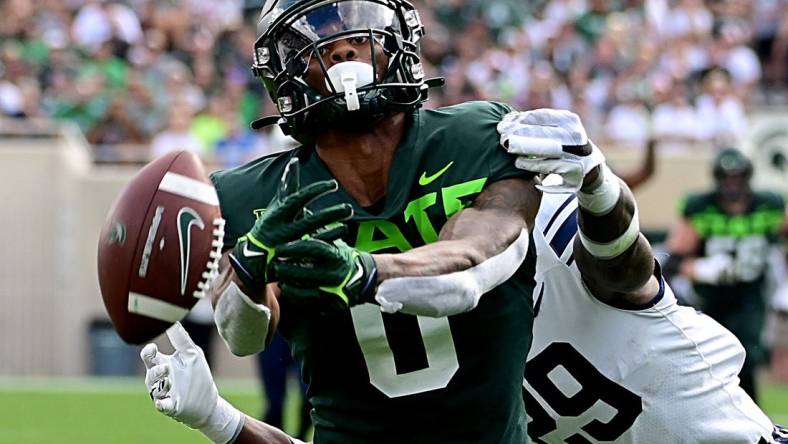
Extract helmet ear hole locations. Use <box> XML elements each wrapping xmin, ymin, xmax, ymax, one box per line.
<box><xmin>382</xmin><ymin>31</ymin><xmax>402</xmax><ymax>54</ymax></box>
<box><xmin>285</xmin><ymin>55</ymin><xmax>308</xmax><ymax>78</ymax></box>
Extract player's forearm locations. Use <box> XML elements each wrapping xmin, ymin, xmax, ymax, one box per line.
<box><xmin>575</xmin><ymin>166</ymin><xmax>658</xmax><ymax>302</ymax></box>
<box><xmin>374</xmin><ymin>211</ymin><xmax>523</xmax><ymax>281</ymax></box>
<box><xmin>576</xmin><ymin>170</ymin><xmax>639</xmax><ymax>250</ymax></box>
<box><xmin>374</xmin><ymin>177</ymin><xmax>537</xmax><ymax>281</ymax></box>
<box><xmin>211</xmin><ymin>266</ymin><xmax>265</xmax><ymax>306</ymax></box>
<box><xmin>574</xmin><ymin>234</ymin><xmax>656</xmax><ymax>294</ymax></box>
<box><xmin>232</xmin><ymin>415</ymin><xmax>297</xmax><ymax>444</ymax></box>
<box><xmin>210</xmin><ymin>253</ymin><xmax>279</xmax><ymax>356</ymax></box>
<box><xmin>369</xmin><ymin>179</ymin><xmax>537</xmax><ymax>317</ymax></box>
<box><xmin>211</xmin><ymin>252</ymin><xmax>280</xmax><ymax>311</ymax></box>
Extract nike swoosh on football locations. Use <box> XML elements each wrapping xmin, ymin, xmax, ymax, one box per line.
<box><xmin>177</xmin><ymin>208</ymin><xmax>205</xmax><ymax>296</ymax></box>
<box><xmin>419</xmin><ymin>161</ymin><xmax>454</xmax><ymax>186</ymax></box>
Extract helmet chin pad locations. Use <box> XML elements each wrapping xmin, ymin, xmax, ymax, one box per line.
<box><xmin>325</xmin><ymin>61</ymin><xmax>376</xmax><ymax>111</ymax></box>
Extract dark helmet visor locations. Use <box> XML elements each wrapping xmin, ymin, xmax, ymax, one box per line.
<box><xmin>274</xmin><ymin>1</ymin><xmax>400</xmax><ymax>63</ymax></box>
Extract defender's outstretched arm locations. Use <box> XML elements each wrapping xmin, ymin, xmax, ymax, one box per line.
<box><xmin>573</xmin><ymin>166</ymin><xmax>659</xmax><ymax>305</ymax></box>
<box><xmin>499</xmin><ymin>109</ymin><xmax>659</xmax><ymax>306</ymax></box>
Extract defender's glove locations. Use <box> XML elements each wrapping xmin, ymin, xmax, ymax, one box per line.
<box><xmin>498</xmin><ymin>109</ymin><xmax>606</xmax><ymax>193</ymax></box>
<box><xmin>274</xmin><ymin>238</ymin><xmax>378</xmax><ymax>308</ymax></box>
<box><xmin>141</xmin><ymin>323</ymin><xmax>242</xmax><ymax>444</ymax></box>
<box><xmin>230</xmin><ymin>159</ymin><xmax>352</xmax><ymax>290</ymax></box>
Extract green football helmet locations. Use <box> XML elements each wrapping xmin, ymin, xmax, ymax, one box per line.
<box><xmin>712</xmin><ymin>147</ymin><xmax>753</xmax><ymax>202</ymax></box>
<box><xmin>713</xmin><ymin>147</ymin><xmax>753</xmax><ymax>181</ymax></box>
<box><xmin>250</xmin><ymin>0</ymin><xmax>443</xmax><ymax>143</ymax></box>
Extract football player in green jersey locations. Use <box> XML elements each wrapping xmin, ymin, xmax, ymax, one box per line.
<box><xmin>206</xmin><ymin>1</ymin><xmax>540</xmax><ymax>443</ymax></box>
<box><xmin>139</xmin><ymin>1</ymin><xmax>661</xmax><ymax>443</ymax></box>
<box><xmin>667</xmin><ymin>148</ymin><xmax>786</xmax><ymax>403</ymax></box>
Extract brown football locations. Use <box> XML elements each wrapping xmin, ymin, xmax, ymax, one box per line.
<box><xmin>97</xmin><ymin>150</ymin><xmax>223</xmax><ymax>344</ymax></box>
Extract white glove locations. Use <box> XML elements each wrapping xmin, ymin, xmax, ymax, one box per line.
<box><xmin>773</xmin><ymin>282</ymin><xmax>788</xmax><ymax>312</ymax></box>
<box><xmin>498</xmin><ymin>109</ymin><xmax>606</xmax><ymax>193</ymax></box>
<box><xmin>141</xmin><ymin>323</ymin><xmax>243</xmax><ymax>444</ymax></box>
<box><xmin>692</xmin><ymin>254</ymin><xmax>736</xmax><ymax>285</ymax></box>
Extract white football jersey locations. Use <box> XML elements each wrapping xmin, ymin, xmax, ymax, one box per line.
<box><xmin>525</xmin><ymin>193</ymin><xmax>775</xmax><ymax>444</ymax></box>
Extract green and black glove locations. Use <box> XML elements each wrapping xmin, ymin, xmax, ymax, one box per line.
<box><xmin>273</xmin><ymin>238</ymin><xmax>379</xmax><ymax>307</ymax></box>
<box><xmin>229</xmin><ymin>159</ymin><xmax>352</xmax><ymax>290</ymax></box>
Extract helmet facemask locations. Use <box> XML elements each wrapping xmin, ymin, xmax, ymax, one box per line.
<box><xmin>252</xmin><ymin>0</ymin><xmax>438</xmax><ymax>143</ymax></box>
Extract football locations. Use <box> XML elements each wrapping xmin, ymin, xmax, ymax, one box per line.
<box><xmin>97</xmin><ymin>150</ymin><xmax>224</xmax><ymax>344</ymax></box>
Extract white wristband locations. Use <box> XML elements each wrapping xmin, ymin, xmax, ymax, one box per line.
<box><xmin>578</xmin><ymin>208</ymin><xmax>640</xmax><ymax>259</ymax></box>
<box><xmin>215</xmin><ymin>281</ymin><xmax>272</xmax><ymax>356</ymax></box>
<box><xmin>577</xmin><ymin>164</ymin><xmax>621</xmax><ymax>215</ymax></box>
<box><xmin>200</xmin><ymin>397</ymin><xmax>243</xmax><ymax>444</ymax></box>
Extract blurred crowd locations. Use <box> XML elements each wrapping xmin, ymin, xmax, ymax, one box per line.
<box><xmin>0</xmin><ymin>0</ymin><xmax>786</xmax><ymax>165</ymax></box>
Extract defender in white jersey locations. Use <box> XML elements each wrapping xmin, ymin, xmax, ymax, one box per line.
<box><xmin>498</xmin><ymin>109</ymin><xmax>786</xmax><ymax>444</ymax></box>
<box><xmin>524</xmin><ymin>192</ymin><xmax>776</xmax><ymax>444</ymax></box>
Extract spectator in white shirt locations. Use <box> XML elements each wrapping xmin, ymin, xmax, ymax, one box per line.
<box><xmin>664</xmin><ymin>0</ymin><xmax>713</xmax><ymax>39</ymax></box>
<box><xmin>715</xmin><ymin>21</ymin><xmax>763</xmax><ymax>97</ymax></box>
<box><xmin>0</xmin><ymin>79</ymin><xmax>24</xmax><ymax>117</ymax></box>
<box><xmin>695</xmin><ymin>69</ymin><xmax>747</xmax><ymax>144</ymax></box>
<box><xmin>72</xmin><ymin>0</ymin><xmax>142</xmax><ymax>51</ymax></box>
<box><xmin>605</xmin><ymin>85</ymin><xmax>651</xmax><ymax>147</ymax></box>
<box><xmin>150</xmin><ymin>102</ymin><xmax>205</xmax><ymax>159</ymax></box>
<box><xmin>652</xmin><ymin>82</ymin><xmax>702</xmax><ymax>148</ymax></box>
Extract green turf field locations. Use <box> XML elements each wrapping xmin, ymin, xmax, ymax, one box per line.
<box><xmin>1</xmin><ymin>378</ymin><xmax>788</xmax><ymax>443</ymax></box>
<box><xmin>0</xmin><ymin>378</ymin><xmax>304</xmax><ymax>444</ymax></box>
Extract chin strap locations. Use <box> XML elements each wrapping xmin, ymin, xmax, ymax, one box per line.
<box><xmin>424</xmin><ymin>77</ymin><xmax>446</xmax><ymax>89</ymax></box>
<box><xmin>249</xmin><ymin>76</ymin><xmax>446</xmax><ymax>139</ymax></box>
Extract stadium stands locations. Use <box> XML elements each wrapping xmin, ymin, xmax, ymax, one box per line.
<box><xmin>1</xmin><ymin>0</ymin><xmax>785</xmax><ymax>164</ymax></box>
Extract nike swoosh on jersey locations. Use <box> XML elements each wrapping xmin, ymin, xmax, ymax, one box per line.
<box><xmin>177</xmin><ymin>208</ymin><xmax>205</xmax><ymax>296</ymax></box>
<box><xmin>419</xmin><ymin>161</ymin><xmax>454</xmax><ymax>186</ymax></box>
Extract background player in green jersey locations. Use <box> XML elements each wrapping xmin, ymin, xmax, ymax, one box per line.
<box><xmin>139</xmin><ymin>1</ymin><xmax>663</xmax><ymax>443</ymax></box>
<box><xmin>667</xmin><ymin>148</ymin><xmax>786</xmax><ymax>403</ymax></box>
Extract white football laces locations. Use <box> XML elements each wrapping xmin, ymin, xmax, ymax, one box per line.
<box><xmin>193</xmin><ymin>217</ymin><xmax>225</xmax><ymax>300</ymax></box>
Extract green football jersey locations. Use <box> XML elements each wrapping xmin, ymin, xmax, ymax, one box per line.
<box><xmin>212</xmin><ymin>101</ymin><xmax>536</xmax><ymax>444</ymax></box>
<box><xmin>680</xmin><ymin>190</ymin><xmax>785</xmax><ymax>360</ymax></box>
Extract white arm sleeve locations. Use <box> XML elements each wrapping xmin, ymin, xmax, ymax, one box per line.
<box><xmin>374</xmin><ymin>229</ymin><xmax>530</xmax><ymax>317</ymax></box>
<box><xmin>214</xmin><ymin>281</ymin><xmax>272</xmax><ymax>356</ymax></box>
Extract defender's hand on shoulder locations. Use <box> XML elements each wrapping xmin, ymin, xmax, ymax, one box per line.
<box><xmin>498</xmin><ymin>109</ymin><xmax>605</xmax><ymax>193</ymax></box>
